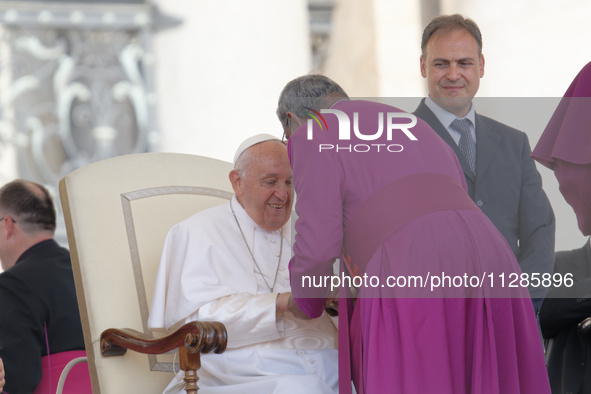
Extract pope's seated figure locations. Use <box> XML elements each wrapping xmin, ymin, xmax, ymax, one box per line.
<box><xmin>148</xmin><ymin>134</ymin><xmax>338</xmax><ymax>394</ymax></box>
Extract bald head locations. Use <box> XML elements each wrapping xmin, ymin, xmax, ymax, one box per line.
<box><xmin>0</xmin><ymin>179</ymin><xmax>56</xmax><ymax>235</ymax></box>
<box><xmin>0</xmin><ymin>179</ymin><xmax>56</xmax><ymax>270</ymax></box>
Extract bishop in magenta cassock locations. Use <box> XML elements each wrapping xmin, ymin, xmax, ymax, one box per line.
<box><xmin>278</xmin><ymin>74</ymin><xmax>551</xmax><ymax>394</ymax></box>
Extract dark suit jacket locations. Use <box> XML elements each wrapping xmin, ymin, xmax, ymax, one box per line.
<box><xmin>0</xmin><ymin>239</ymin><xmax>85</xmax><ymax>393</ymax></box>
<box><xmin>540</xmin><ymin>241</ymin><xmax>591</xmax><ymax>394</ymax></box>
<box><xmin>414</xmin><ymin>99</ymin><xmax>555</xmax><ymax>299</ymax></box>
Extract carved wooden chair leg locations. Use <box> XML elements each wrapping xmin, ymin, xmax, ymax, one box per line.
<box><xmin>180</xmin><ymin>347</ymin><xmax>200</xmax><ymax>394</ymax></box>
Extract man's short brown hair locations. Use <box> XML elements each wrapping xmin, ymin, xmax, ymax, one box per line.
<box><xmin>421</xmin><ymin>14</ymin><xmax>483</xmax><ymax>58</ymax></box>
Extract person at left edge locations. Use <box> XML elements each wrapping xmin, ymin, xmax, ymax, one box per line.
<box><xmin>0</xmin><ymin>179</ymin><xmax>91</xmax><ymax>393</ymax></box>
<box><xmin>0</xmin><ymin>357</ymin><xmax>5</xmax><ymax>391</ymax></box>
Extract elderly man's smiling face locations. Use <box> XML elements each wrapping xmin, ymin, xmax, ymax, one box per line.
<box><xmin>230</xmin><ymin>141</ymin><xmax>292</xmax><ymax>232</ymax></box>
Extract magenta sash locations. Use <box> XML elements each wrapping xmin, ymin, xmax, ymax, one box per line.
<box><xmin>339</xmin><ymin>173</ymin><xmax>479</xmax><ymax>394</ymax></box>
<box><xmin>33</xmin><ymin>350</ymin><xmax>92</xmax><ymax>394</ymax></box>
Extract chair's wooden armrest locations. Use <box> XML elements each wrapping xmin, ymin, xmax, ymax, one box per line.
<box><xmin>100</xmin><ymin>321</ymin><xmax>227</xmax><ymax>357</ymax></box>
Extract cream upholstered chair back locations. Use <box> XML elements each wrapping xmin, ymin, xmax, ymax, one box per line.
<box><xmin>59</xmin><ymin>152</ymin><xmax>234</xmax><ymax>394</ymax></box>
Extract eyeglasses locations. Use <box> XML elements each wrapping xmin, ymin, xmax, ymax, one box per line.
<box><xmin>282</xmin><ymin>117</ymin><xmax>289</xmax><ymax>145</ymax></box>
<box><xmin>0</xmin><ymin>217</ymin><xmax>16</xmax><ymax>224</ymax></box>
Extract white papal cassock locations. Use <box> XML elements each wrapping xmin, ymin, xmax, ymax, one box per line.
<box><xmin>148</xmin><ymin>196</ymin><xmax>338</xmax><ymax>393</ymax></box>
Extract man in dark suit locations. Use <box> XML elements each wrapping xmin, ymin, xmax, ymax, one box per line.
<box><xmin>540</xmin><ymin>240</ymin><xmax>591</xmax><ymax>394</ymax></box>
<box><xmin>0</xmin><ymin>179</ymin><xmax>89</xmax><ymax>392</ymax></box>
<box><xmin>414</xmin><ymin>14</ymin><xmax>555</xmax><ymax>312</ymax></box>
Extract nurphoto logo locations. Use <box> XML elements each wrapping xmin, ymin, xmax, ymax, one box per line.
<box><xmin>306</xmin><ymin>109</ymin><xmax>418</xmax><ymax>153</ymax></box>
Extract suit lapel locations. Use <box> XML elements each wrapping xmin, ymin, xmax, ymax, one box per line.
<box><xmin>474</xmin><ymin>114</ymin><xmax>501</xmax><ymax>178</ymax></box>
<box><xmin>414</xmin><ymin>99</ymin><xmax>475</xmax><ymax>182</ymax></box>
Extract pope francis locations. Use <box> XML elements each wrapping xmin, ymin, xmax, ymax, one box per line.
<box><xmin>148</xmin><ymin>134</ymin><xmax>338</xmax><ymax>394</ymax></box>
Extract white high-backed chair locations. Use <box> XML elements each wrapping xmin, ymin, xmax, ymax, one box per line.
<box><xmin>59</xmin><ymin>152</ymin><xmax>233</xmax><ymax>393</ymax></box>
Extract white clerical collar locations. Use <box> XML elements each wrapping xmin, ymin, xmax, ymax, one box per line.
<box><xmin>425</xmin><ymin>96</ymin><xmax>476</xmax><ymax>130</ymax></box>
